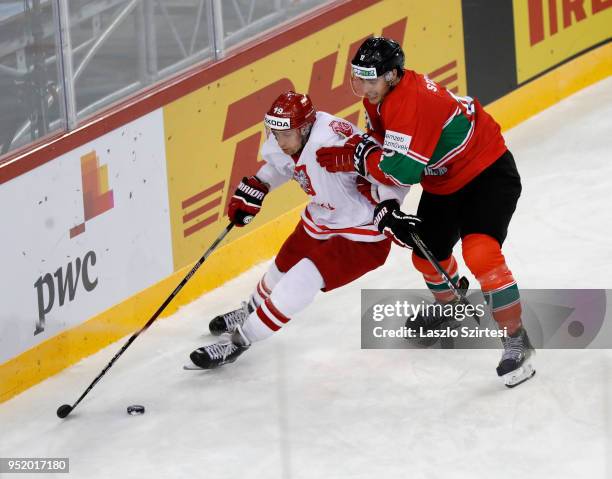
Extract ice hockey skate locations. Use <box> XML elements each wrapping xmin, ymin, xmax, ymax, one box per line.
<box><xmin>496</xmin><ymin>327</ymin><xmax>535</xmax><ymax>388</ymax></box>
<box><xmin>208</xmin><ymin>301</ymin><xmax>253</xmax><ymax>335</ymax></box>
<box><xmin>188</xmin><ymin>325</ymin><xmax>251</xmax><ymax>370</ymax></box>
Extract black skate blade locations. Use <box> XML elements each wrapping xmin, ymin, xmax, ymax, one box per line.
<box><xmin>502</xmin><ymin>362</ymin><xmax>536</xmax><ymax>388</ymax></box>
<box><xmin>183</xmin><ymin>363</ymin><xmax>207</xmax><ymax>371</ymax></box>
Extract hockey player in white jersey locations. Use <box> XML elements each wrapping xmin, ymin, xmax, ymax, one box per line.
<box><xmin>188</xmin><ymin>91</ymin><xmax>403</xmax><ymax>369</ymax></box>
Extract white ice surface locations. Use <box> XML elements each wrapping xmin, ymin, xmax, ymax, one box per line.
<box><xmin>1</xmin><ymin>77</ymin><xmax>612</xmax><ymax>479</ymax></box>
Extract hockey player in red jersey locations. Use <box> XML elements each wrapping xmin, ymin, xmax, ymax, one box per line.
<box><xmin>316</xmin><ymin>37</ymin><xmax>535</xmax><ymax>387</ymax></box>
<box><xmin>188</xmin><ymin>91</ymin><xmax>400</xmax><ymax>369</ymax></box>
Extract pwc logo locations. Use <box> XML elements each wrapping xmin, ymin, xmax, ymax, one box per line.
<box><xmin>69</xmin><ymin>151</ymin><xmax>115</xmax><ymax>238</ymax></box>
<box><xmin>33</xmin><ymin>151</ymin><xmax>113</xmax><ymax>335</ymax></box>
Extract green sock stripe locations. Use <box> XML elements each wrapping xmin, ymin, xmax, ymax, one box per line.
<box><xmin>425</xmin><ymin>274</ymin><xmax>459</xmax><ymax>292</ymax></box>
<box><xmin>484</xmin><ymin>283</ymin><xmax>520</xmax><ymax>309</ymax></box>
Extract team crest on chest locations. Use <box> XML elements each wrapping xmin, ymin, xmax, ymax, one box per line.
<box><xmin>329</xmin><ymin>120</ymin><xmax>353</xmax><ymax>138</ymax></box>
<box><xmin>293</xmin><ymin>165</ymin><xmax>316</xmax><ymax>196</ymax></box>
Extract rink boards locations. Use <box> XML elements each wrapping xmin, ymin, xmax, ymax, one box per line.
<box><xmin>0</xmin><ymin>0</ymin><xmax>610</xmax><ymax>402</ymax></box>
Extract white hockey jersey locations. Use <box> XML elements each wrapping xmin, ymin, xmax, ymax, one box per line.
<box><xmin>257</xmin><ymin>112</ymin><xmax>404</xmax><ymax>242</ymax></box>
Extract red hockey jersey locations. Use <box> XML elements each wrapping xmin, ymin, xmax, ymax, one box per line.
<box><xmin>364</xmin><ymin>70</ymin><xmax>507</xmax><ymax>195</ymax></box>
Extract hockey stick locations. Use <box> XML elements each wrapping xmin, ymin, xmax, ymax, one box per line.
<box><xmin>409</xmin><ymin>230</ymin><xmax>480</xmax><ymax>325</ymax></box>
<box><xmin>57</xmin><ymin>223</ymin><xmax>235</xmax><ymax>419</ymax></box>
<box><xmin>409</xmin><ymin>230</ymin><xmax>469</xmax><ymax>301</ymax></box>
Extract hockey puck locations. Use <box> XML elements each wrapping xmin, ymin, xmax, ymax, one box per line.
<box><xmin>127</xmin><ymin>405</ymin><xmax>145</xmax><ymax>415</ymax></box>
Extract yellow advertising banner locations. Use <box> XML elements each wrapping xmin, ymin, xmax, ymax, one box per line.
<box><xmin>513</xmin><ymin>0</ymin><xmax>612</xmax><ymax>83</ymax></box>
<box><xmin>163</xmin><ymin>0</ymin><xmax>466</xmax><ymax>270</ymax></box>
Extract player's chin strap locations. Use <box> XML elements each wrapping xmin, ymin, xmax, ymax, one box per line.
<box><xmin>409</xmin><ymin>231</ymin><xmax>476</xmax><ymax>322</ymax></box>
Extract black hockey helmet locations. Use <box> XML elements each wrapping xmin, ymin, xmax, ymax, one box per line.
<box><xmin>351</xmin><ymin>37</ymin><xmax>405</xmax><ymax>80</ymax></box>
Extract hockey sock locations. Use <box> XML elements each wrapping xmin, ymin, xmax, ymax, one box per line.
<box><xmin>412</xmin><ymin>253</ymin><xmax>460</xmax><ymax>303</ymax></box>
<box><xmin>241</xmin><ymin>259</ymin><xmax>324</xmax><ymax>342</ymax></box>
<box><xmin>248</xmin><ymin>262</ymin><xmax>284</xmax><ymax>309</ymax></box>
<box><xmin>462</xmin><ymin>234</ymin><xmax>522</xmax><ymax>335</ymax></box>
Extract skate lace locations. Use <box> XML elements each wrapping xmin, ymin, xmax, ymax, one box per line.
<box><xmin>223</xmin><ymin>302</ymin><xmax>249</xmax><ymax>329</ymax></box>
<box><xmin>205</xmin><ymin>340</ymin><xmax>237</xmax><ymax>361</ymax></box>
<box><xmin>501</xmin><ymin>334</ymin><xmax>525</xmax><ymax>361</ymax></box>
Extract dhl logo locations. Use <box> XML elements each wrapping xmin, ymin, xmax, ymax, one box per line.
<box><xmin>180</xmin><ymin>181</ymin><xmax>224</xmax><ymax>237</ymax></box>
<box><xmin>527</xmin><ymin>0</ymin><xmax>611</xmax><ymax>45</ymax></box>
<box><xmin>178</xmin><ymin>16</ymin><xmax>463</xmax><ymax>238</ymax></box>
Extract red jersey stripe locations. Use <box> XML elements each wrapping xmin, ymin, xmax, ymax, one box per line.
<box><xmin>303</xmin><ymin>209</ymin><xmax>380</xmax><ymax>236</ymax></box>
<box><xmin>256</xmin><ymin>306</ymin><xmax>281</xmax><ymax>332</ymax></box>
<box><xmin>264</xmin><ymin>298</ymin><xmax>291</xmax><ymax>324</ymax></box>
<box><xmin>256</xmin><ymin>281</ymin><xmax>270</xmax><ymax>300</ymax></box>
<box><xmin>260</xmin><ymin>278</ymin><xmax>272</xmax><ymax>295</ymax></box>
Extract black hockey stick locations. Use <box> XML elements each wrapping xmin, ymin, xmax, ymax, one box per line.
<box><xmin>57</xmin><ymin>223</ymin><xmax>235</xmax><ymax>419</ymax></box>
<box><xmin>409</xmin><ymin>230</ymin><xmax>469</xmax><ymax>301</ymax></box>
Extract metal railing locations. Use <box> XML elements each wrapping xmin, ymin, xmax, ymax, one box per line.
<box><xmin>0</xmin><ymin>0</ymin><xmax>328</xmax><ymax>159</ymax></box>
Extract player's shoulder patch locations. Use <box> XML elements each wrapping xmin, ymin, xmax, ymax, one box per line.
<box><xmin>329</xmin><ymin>119</ymin><xmax>353</xmax><ymax>138</ymax></box>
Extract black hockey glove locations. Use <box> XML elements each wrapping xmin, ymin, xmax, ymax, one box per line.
<box><xmin>352</xmin><ymin>134</ymin><xmax>381</xmax><ymax>177</ymax></box>
<box><xmin>373</xmin><ymin>199</ymin><xmax>422</xmax><ymax>248</ymax></box>
<box><xmin>228</xmin><ymin>176</ymin><xmax>269</xmax><ymax>227</ymax></box>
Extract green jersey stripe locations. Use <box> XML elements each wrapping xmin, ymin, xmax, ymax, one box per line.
<box><xmin>379</xmin><ymin>150</ymin><xmax>426</xmax><ymax>186</ymax></box>
<box><xmin>429</xmin><ymin>113</ymin><xmax>473</xmax><ymax>166</ymax></box>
